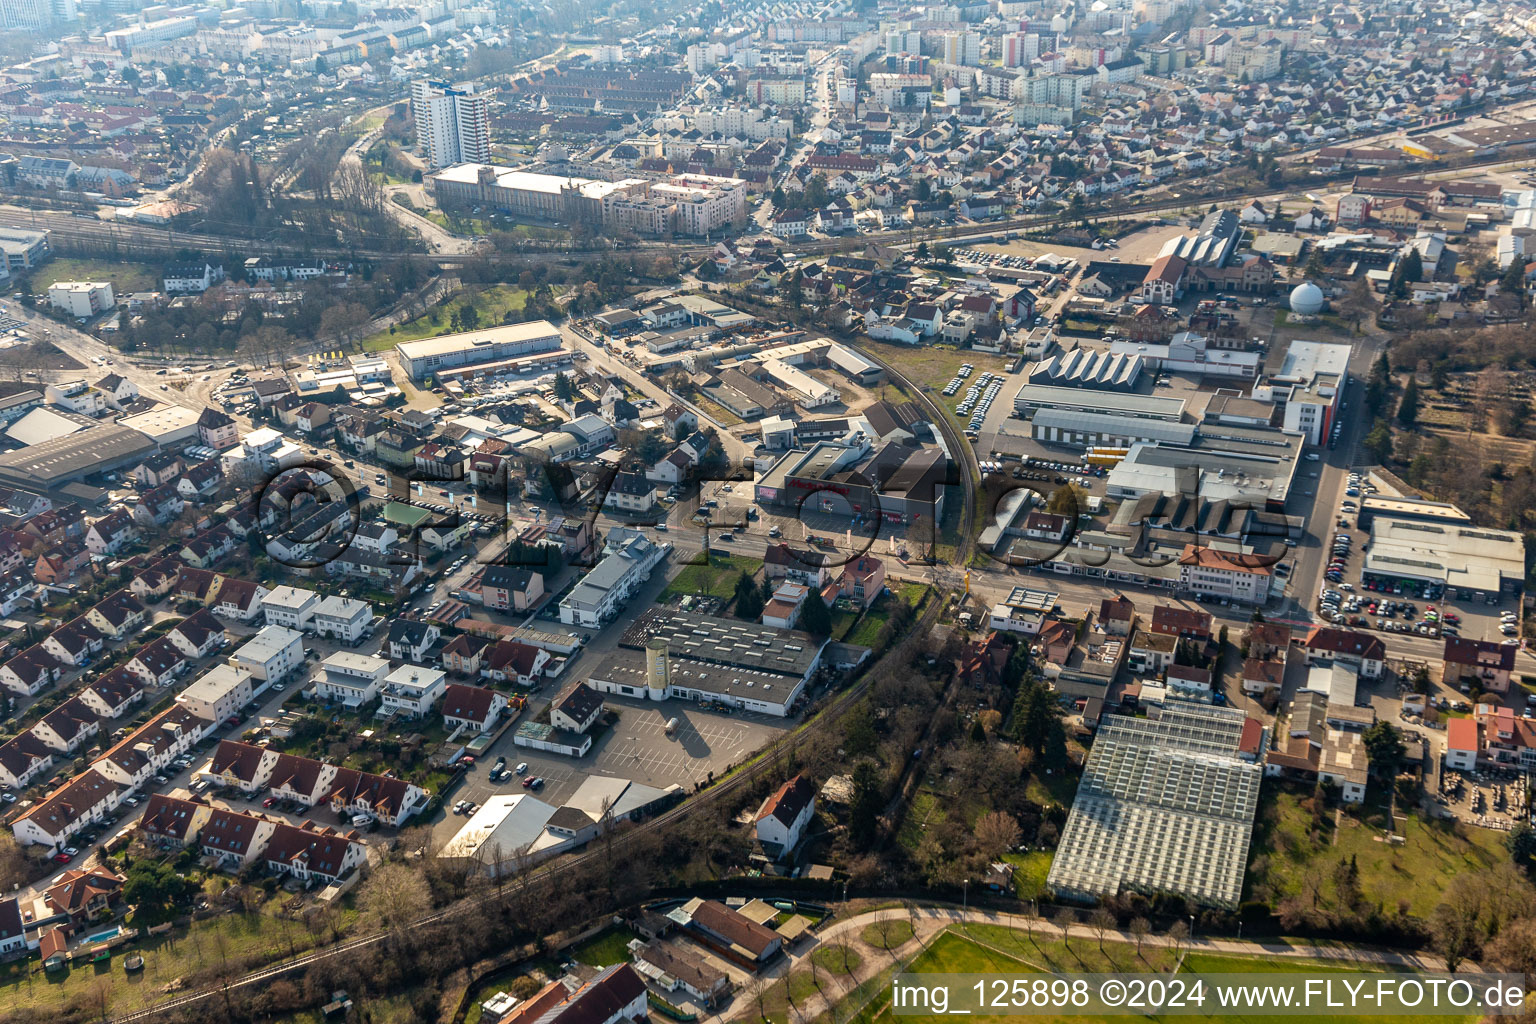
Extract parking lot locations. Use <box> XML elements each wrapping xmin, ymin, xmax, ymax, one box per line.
<box><xmin>1317</xmin><ymin>471</ymin><xmax>1521</xmax><ymax>646</ymax></box>
<box><xmin>432</xmin><ymin>694</ymin><xmax>790</xmax><ymax>844</ymax></box>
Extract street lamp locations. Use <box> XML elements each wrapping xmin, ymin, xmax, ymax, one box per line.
<box><xmin>1189</xmin><ymin>914</ymin><xmax>1196</xmax><ymax>942</ymax></box>
<box><xmin>962</xmin><ymin>878</ymin><xmax>970</xmax><ymax>918</ymax></box>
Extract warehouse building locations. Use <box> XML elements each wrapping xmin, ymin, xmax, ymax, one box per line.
<box><xmin>1028</xmin><ymin>409</ymin><xmax>1197</xmax><ymax>448</ymax></box>
<box><xmin>1363</xmin><ymin>518</ymin><xmax>1526</xmax><ymax>601</ymax></box>
<box><xmin>754</xmin><ymin>441</ymin><xmax>948</xmax><ymax>525</ymax></box>
<box><xmin>1013</xmin><ymin>384</ymin><xmax>1186</xmax><ymax>422</ymax></box>
<box><xmin>583</xmin><ymin>609</ymin><xmax>827</xmax><ymax>717</ymax></box>
<box><xmin>395</xmin><ymin>321</ymin><xmax>563</xmax><ymax>381</ymax></box>
<box><xmin>1048</xmin><ymin>699</ymin><xmax>1266</xmax><ymax>909</ymax></box>
<box><xmin>0</xmin><ymin>424</ymin><xmax>156</xmax><ymax>491</ymax></box>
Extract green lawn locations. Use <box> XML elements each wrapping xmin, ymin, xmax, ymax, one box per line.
<box><xmin>359</xmin><ymin>285</ymin><xmax>534</xmax><ymax>351</ymax></box>
<box><xmin>845</xmin><ymin>928</ymin><xmax>1472</xmax><ymax>1024</ymax></box>
<box><xmin>1246</xmin><ymin>785</ymin><xmax>1507</xmax><ymax>918</ymax></box>
<box><xmin>658</xmin><ymin>554</ymin><xmax>763</xmax><ymax>601</ymax></box>
<box><xmin>860</xmin><ymin>919</ymin><xmax>915</xmax><ymax>950</ymax></box>
<box><xmin>1002</xmin><ymin>850</ymin><xmax>1054</xmax><ymax>900</ymax></box>
<box><xmin>0</xmin><ymin>899</ymin><xmax>356</xmax><ymax>1018</ymax></box>
<box><xmin>24</xmin><ymin>257</ymin><xmax>159</xmax><ymax>293</ymax></box>
<box><xmin>568</xmin><ymin>926</ymin><xmax>633</xmax><ymax>967</ymax></box>
<box><xmin>853</xmin><ymin>341</ymin><xmax>1008</xmax><ymax>395</ymax></box>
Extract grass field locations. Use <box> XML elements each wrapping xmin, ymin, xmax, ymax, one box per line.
<box><xmin>0</xmin><ymin>900</ymin><xmax>356</xmax><ymax>1019</ymax></box>
<box><xmin>834</xmin><ymin>927</ymin><xmax>1472</xmax><ymax>1024</ymax></box>
<box><xmin>359</xmin><ymin>285</ymin><xmax>533</xmax><ymax>351</ymax></box>
<box><xmin>24</xmin><ymin>258</ymin><xmax>159</xmax><ymax>294</ymax></box>
<box><xmin>844</xmin><ymin>583</ymin><xmax>930</xmax><ymax>647</ymax></box>
<box><xmin>658</xmin><ymin>554</ymin><xmax>763</xmax><ymax>601</ymax></box>
<box><xmin>855</xmin><ymin>341</ymin><xmax>1008</xmax><ymax>395</ymax></box>
<box><xmin>1246</xmin><ymin>786</ymin><xmax>1505</xmax><ymax>917</ymax></box>
<box><xmin>1002</xmin><ymin>850</ymin><xmax>1054</xmax><ymax>900</ymax></box>
<box><xmin>568</xmin><ymin>926</ymin><xmax>633</xmax><ymax>967</ymax></box>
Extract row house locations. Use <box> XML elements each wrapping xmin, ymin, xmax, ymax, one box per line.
<box><xmin>0</xmin><ymin>645</ymin><xmax>61</xmax><ymax>696</ymax></box>
<box><xmin>93</xmin><ymin>705</ymin><xmax>210</xmax><ymax>791</ymax></box>
<box><xmin>11</xmin><ymin>768</ymin><xmax>123</xmax><ymax>849</ymax></box>
<box><xmin>43</xmin><ymin>617</ymin><xmax>106</xmax><ymax>667</ymax></box>
<box><xmin>85</xmin><ymin>589</ymin><xmax>148</xmax><ymax>640</ymax></box>
<box><xmin>78</xmin><ymin>666</ymin><xmax>146</xmax><ymax>719</ymax></box>
<box><xmin>325</xmin><ymin>767</ymin><xmax>427</xmax><ymax>827</ymax></box>
<box><xmin>0</xmin><ymin>732</ymin><xmax>53</xmax><ymax>789</ymax></box>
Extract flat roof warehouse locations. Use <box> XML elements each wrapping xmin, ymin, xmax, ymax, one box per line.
<box><xmin>0</xmin><ymin>424</ymin><xmax>156</xmax><ymax>489</ymax></box>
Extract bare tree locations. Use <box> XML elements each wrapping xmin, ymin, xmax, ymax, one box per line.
<box><xmin>1129</xmin><ymin>917</ymin><xmax>1150</xmax><ymax>960</ymax></box>
<box><xmin>1167</xmin><ymin>920</ymin><xmax>1190</xmax><ymax>965</ymax></box>
<box><xmin>973</xmin><ymin>810</ymin><xmax>1022</xmax><ymax>861</ymax></box>
<box><xmin>1053</xmin><ymin>908</ymin><xmax>1079</xmax><ymax>966</ymax></box>
<box><xmin>1090</xmin><ymin>908</ymin><xmax>1115</xmax><ymax>958</ymax></box>
<box><xmin>360</xmin><ymin>862</ymin><xmax>430</xmax><ymax>948</ymax></box>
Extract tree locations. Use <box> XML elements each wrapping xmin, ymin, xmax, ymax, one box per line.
<box><xmin>1509</xmin><ymin>821</ymin><xmax>1536</xmax><ymax>876</ymax></box>
<box><xmin>849</xmin><ymin>760</ymin><xmax>883</xmax><ymax>849</ymax></box>
<box><xmin>124</xmin><ymin>861</ymin><xmax>187</xmax><ymax>917</ymax></box>
<box><xmin>1012</xmin><ymin>679</ymin><xmax>1053</xmax><ymax>751</ymax></box>
<box><xmin>1362</xmin><ymin>720</ymin><xmax>1405</xmax><ymax>779</ymax></box>
<box><xmin>974</xmin><ymin>811</ymin><xmax>1022</xmax><ymax>860</ymax></box>
<box><xmin>1396</xmin><ymin>376</ymin><xmax>1419</xmax><ymax>427</ymax></box>
<box><xmin>1431</xmin><ymin>898</ymin><xmax>1481</xmax><ymax>972</ymax></box>
<box><xmin>1067</xmin><ymin>192</ymin><xmax>1088</xmax><ymax>225</ymax></box>
<box><xmin>553</xmin><ymin>372</ymin><xmax>573</xmax><ymax>402</ymax></box>
<box><xmin>360</xmin><ymin>863</ymin><xmax>430</xmax><ymax>946</ymax></box>
<box><xmin>1129</xmin><ymin>917</ymin><xmax>1151</xmax><ymax>959</ymax></box>
<box><xmin>1046</xmin><ymin>483</ymin><xmax>1087</xmax><ymax>517</ymax></box>
<box><xmin>734</xmin><ymin>571</ymin><xmax>764</xmax><ymax>620</ymax></box>
<box><xmin>799</xmin><ymin>592</ymin><xmax>832</xmax><ymax>636</ymax></box>
<box><xmin>1303</xmin><ymin>248</ymin><xmax>1325</xmax><ymax>280</ymax></box>
<box><xmin>1363</xmin><ymin>418</ymin><xmax>1394</xmax><ymax>464</ymax></box>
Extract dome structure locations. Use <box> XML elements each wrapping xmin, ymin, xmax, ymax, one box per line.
<box><xmin>1289</xmin><ymin>281</ymin><xmax>1325</xmax><ymax>315</ymax></box>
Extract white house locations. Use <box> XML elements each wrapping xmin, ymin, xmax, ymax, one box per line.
<box><xmin>755</xmin><ymin>774</ymin><xmax>815</xmax><ymax>860</ymax></box>
<box><xmin>231</xmin><ymin>625</ymin><xmax>304</xmax><ymax>681</ymax></box>
<box><xmin>314</xmin><ymin>652</ymin><xmax>390</xmax><ymax>708</ymax></box>
<box><xmin>261</xmin><ymin>586</ymin><xmax>318</xmax><ymax>631</ymax></box>
<box><xmin>312</xmin><ymin>595</ymin><xmax>372</xmax><ymax>644</ymax></box>
<box><xmin>380</xmin><ymin>664</ymin><xmax>446</xmax><ymax>718</ymax></box>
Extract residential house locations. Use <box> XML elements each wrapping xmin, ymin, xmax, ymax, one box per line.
<box><xmin>551</xmin><ymin>681</ymin><xmax>604</xmax><ymax>734</ymax></box>
<box><xmin>325</xmin><ymin>767</ymin><xmax>426</xmax><ymax>826</ymax></box>
<box><xmin>441</xmin><ymin>683</ymin><xmax>508</xmax><ymax>733</ymax></box>
<box><xmin>1442</xmin><ymin>637</ymin><xmax>1515</xmax><ymax>694</ymax></box>
<box><xmin>481</xmin><ymin>640</ymin><xmax>551</xmax><ymax>687</ymax></box>
<box><xmin>755</xmin><ymin>774</ymin><xmax>815</xmax><ymax>860</ymax></box>
<box><xmin>480</xmin><ymin>567</ymin><xmax>545</xmax><ymax>613</ymax></box>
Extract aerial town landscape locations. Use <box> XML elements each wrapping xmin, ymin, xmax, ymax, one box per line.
<box><xmin>2</xmin><ymin>0</ymin><xmax>1536</xmax><ymax>1020</ymax></box>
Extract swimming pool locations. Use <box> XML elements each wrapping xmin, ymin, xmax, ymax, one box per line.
<box><xmin>82</xmin><ymin>926</ymin><xmax>120</xmax><ymax>945</ymax></box>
